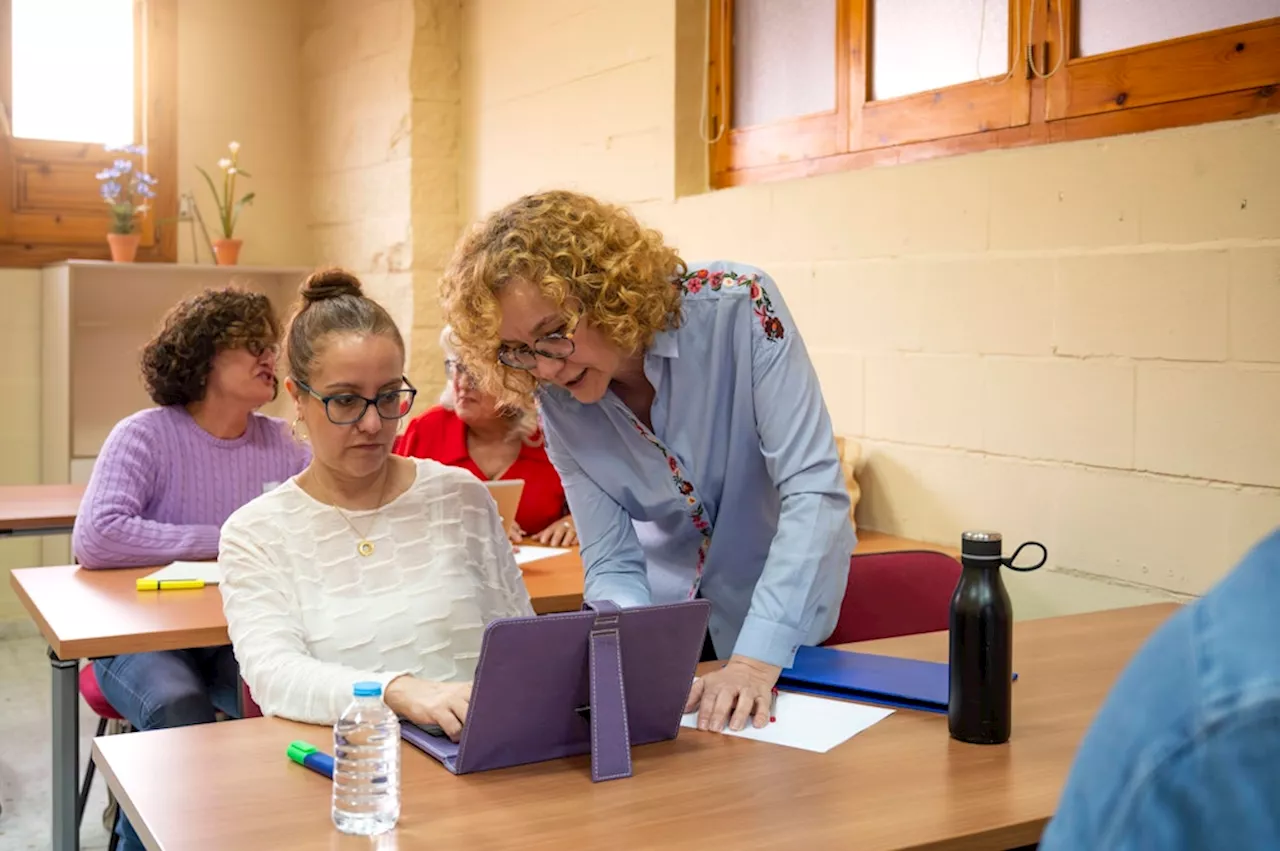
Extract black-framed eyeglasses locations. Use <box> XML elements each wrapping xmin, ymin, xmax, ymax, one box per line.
<box><xmin>295</xmin><ymin>376</ymin><xmax>418</xmax><ymax>425</ymax></box>
<box><xmin>497</xmin><ymin>316</ymin><xmax>578</xmax><ymax>370</ymax></box>
<box><xmin>244</xmin><ymin>340</ymin><xmax>280</xmax><ymax>359</ymax></box>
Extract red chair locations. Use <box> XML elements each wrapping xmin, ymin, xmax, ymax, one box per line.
<box><xmin>241</xmin><ymin>681</ymin><xmax>263</xmax><ymax>718</ymax></box>
<box><xmin>823</xmin><ymin>550</ymin><xmax>962</xmax><ymax>646</ymax></box>
<box><xmin>78</xmin><ymin>664</ymin><xmax>123</xmax><ymax>851</ymax></box>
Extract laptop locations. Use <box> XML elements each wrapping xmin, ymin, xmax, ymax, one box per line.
<box><xmin>401</xmin><ymin>599</ymin><xmax>710</xmax><ymax>780</ymax></box>
<box><xmin>483</xmin><ymin>479</ymin><xmax>524</xmax><ymax>537</ymax></box>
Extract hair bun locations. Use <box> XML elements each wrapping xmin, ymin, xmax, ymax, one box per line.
<box><xmin>301</xmin><ymin>268</ymin><xmax>363</xmax><ymax>304</ymax></box>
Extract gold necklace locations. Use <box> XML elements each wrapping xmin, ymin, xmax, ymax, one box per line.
<box><xmin>325</xmin><ymin>468</ymin><xmax>392</xmax><ymax>557</ymax></box>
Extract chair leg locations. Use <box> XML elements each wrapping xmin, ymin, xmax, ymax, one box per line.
<box><xmin>77</xmin><ymin>717</ymin><xmax>108</xmax><ymax>828</ymax></box>
<box><xmin>107</xmin><ymin>804</ymin><xmax>121</xmax><ymax>851</ymax></box>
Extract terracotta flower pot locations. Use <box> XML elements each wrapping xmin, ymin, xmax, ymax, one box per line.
<box><xmin>106</xmin><ymin>233</ymin><xmax>141</xmax><ymax>263</ymax></box>
<box><xmin>213</xmin><ymin>238</ymin><xmax>243</xmax><ymax>266</ymax></box>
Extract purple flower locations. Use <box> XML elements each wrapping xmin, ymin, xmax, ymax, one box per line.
<box><xmin>112</xmin><ymin>159</ymin><xmax>133</xmax><ymax>173</ymax></box>
<box><xmin>95</xmin><ymin>168</ymin><xmax>120</xmax><ymax>181</ymax></box>
<box><xmin>100</xmin><ymin>181</ymin><xmax>121</xmax><ymax>201</ymax></box>
<box><xmin>136</xmin><ymin>183</ymin><xmax>155</xmax><ymax>199</ymax></box>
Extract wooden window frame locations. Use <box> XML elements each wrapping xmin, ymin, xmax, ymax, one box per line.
<box><xmin>710</xmin><ymin>1</ymin><xmax>1280</xmax><ymax>189</ymax></box>
<box><xmin>0</xmin><ymin>0</ymin><xmax>176</xmax><ymax>266</ymax></box>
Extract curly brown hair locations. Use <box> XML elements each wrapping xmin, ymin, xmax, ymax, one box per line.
<box><xmin>439</xmin><ymin>190</ymin><xmax>685</xmax><ymax>405</ymax></box>
<box><xmin>140</xmin><ymin>286</ymin><xmax>281</xmax><ymax>406</ymax></box>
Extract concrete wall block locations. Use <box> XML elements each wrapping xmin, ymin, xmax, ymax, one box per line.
<box><xmin>809</xmin><ymin>261</ymin><xmax>923</xmax><ymax>352</ymax></box>
<box><xmin>1136</xmin><ymin>362</ymin><xmax>1280</xmax><ymax>488</ymax></box>
<box><xmin>1139</xmin><ymin>116</ymin><xmax>1280</xmax><ymax>244</ymax></box>
<box><xmin>1053</xmin><ymin>250</ymin><xmax>1229</xmax><ymax>361</ymax></box>
<box><xmin>864</xmin><ymin>354</ymin><xmax>985</xmax><ymax>450</ymax></box>
<box><xmin>1229</xmin><ymin>246</ymin><xmax>1280</xmax><ymax>363</ymax></box>
<box><xmin>983</xmin><ymin>357</ymin><xmax>1135</xmax><ymax>468</ymax></box>
<box><xmin>989</xmin><ymin>138</ymin><xmax>1145</xmax><ymax>250</ymax></box>
<box><xmin>917</xmin><ymin>256</ymin><xmax>1053</xmax><ymax>356</ymax></box>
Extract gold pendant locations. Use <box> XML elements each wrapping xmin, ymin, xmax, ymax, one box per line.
<box><xmin>357</xmin><ymin>540</ymin><xmax>375</xmax><ymax>557</ymax></box>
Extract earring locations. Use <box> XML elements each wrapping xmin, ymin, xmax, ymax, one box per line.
<box><xmin>291</xmin><ymin>417</ymin><xmax>309</xmax><ymax>441</ymax></box>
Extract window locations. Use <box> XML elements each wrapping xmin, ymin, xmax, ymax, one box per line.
<box><xmin>0</xmin><ymin>0</ymin><xmax>177</xmax><ymax>265</ymax></box>
<box><xmin>708</xmin><ymin>1</ymin><xmax>1280</xmax><ymax>187</ymax></box>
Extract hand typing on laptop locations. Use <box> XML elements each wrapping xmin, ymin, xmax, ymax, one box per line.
<box><xmin>385</xmin><ymin>677</ymin><xmax>472</xmax><ymax>741</ymax></box>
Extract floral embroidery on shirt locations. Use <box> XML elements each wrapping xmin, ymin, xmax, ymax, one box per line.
<box><xmin>622</xmin><ymin>411</ymin><xmax>711</xmax><ymax>597</ymax></box>
<box><xmin>677</xmin><ymin>268</ymin><xmax>785</xmax><ymax>342</ymax></box>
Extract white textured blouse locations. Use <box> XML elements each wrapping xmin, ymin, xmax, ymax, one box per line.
<box><xmin>218</xmin><ymin>458</ymin><xmax>534</xmax><ymax>724</ymax></box>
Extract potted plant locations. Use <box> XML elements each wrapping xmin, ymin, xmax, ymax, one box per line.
<box><xmin>96</xmin><ymin>144</ymin><xmax>156</xmax><ymax>263</ymax></box>
<box><xmin>196</xmin><ymin>141</ymin><xmax>255</xmax><ymax>266</ymax></box>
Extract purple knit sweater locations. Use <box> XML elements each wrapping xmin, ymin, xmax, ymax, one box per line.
<box><xmin>73</xmin><ymin>405</ymin><xmax>311</xmax><ymax>568</ymax></box>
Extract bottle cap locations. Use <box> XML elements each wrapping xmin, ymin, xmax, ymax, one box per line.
<box><xmin>961</xmin><ymin>530</ymin><xmax>1003</xmax><ymax>559</ymax></box>
<box><xmin>352</xmin><ymin>681</ymin><xmax>383</xmax><ymax>698</ymax></box>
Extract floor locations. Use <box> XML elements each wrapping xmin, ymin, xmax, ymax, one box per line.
<box><xmin>0</xmin><ymin>636</ymin><xmax>114</xmax><ymax>850</ymax></box>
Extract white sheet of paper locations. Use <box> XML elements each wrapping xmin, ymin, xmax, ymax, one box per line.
<box><xmin>680</xmin><ymin>692</ymin><xmax>894</xmax><ymax>753</ymax></box>
<box><xmin>513</xmin><ymin>546</ymin><xmax>570</xmax><ymax>566</ymax></box>
<box><xmin>143</xmin><ymin>561</ymin><xmax>223</xmax><ymax>584</ymax></box>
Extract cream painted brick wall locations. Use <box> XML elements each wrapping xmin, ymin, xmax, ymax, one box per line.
<box><xmin>984</xmin><ymin>357</ymin><xmax>1135</xmax><ymax>468</ymax></box>
<box><xmin>457</xmin><ymin>0</ymin><xmax>1280</xmax><ymax>617</ymax></box>
<box><xmin>1136</xmin><ymin>363</ymin><xmax>1280</xmax><ymax>488</ymax></box>
<box><xmin>1054</xmin><ymin>251</ymin><xmax>1230</xmax><ymax>361</ymax></box>
<box><xmin>1229</xmin><ymin>246</ymin><xmax>1280</xmax><ymax>363</ymax></box>
<box><xmin>865</xmin><ymin>355</ymin><xmax>984</xmax><ymax>450</ymax></box>
<box><xmin>0</xmin><ymin>271</ymin><xmax>45</xmax><ymax>621</ymax></box>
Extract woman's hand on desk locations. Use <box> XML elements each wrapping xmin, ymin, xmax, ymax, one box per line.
<box><xmin>685</xmin><ymin>655</ymin><xmax>782</xmax><ymax>732</ymax></box>
<box><xmin>384</xmin><ymin>677</ymin><xmax>472</xmax><ymax>741</ymax></box>
<box><xmin>533</xmin><ymin>515</ymin><xmax>577</xmax><ymax>547</ymax></box>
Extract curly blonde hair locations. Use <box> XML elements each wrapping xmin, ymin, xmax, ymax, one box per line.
<box><xmin>440</xmin><ymin>190</ymin><xmax>685</xmax><ymax>404</ymax></box>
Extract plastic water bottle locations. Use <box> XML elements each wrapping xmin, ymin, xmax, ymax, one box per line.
<box><xmin>332</xmin><ymin>681</ymin><xmax>400</xmax><ymax>835</ymax></box>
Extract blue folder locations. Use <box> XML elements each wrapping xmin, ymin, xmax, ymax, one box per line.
<box><xmin>778</xmin><ymin>645</ymin><xmax>1017</xmax><ymax>715</ymax></box>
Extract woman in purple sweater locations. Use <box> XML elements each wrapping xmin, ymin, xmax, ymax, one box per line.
<box><xmin>73</xmin><ymin>286</ymin><xmax>309</xmax><ymax>851</ymax></box>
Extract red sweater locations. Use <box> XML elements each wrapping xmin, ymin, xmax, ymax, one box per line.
<box><xmin>393</xmin><ymin>406</ymin><xmax>567</xmax><ymax>534</ymax></box>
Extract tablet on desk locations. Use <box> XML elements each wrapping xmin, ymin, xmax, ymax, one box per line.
<box><xmin>483</xmin><ymin>479</ymin><xmax>524</xmax><ymax>537</ymax></box>
<box><xmin>401</xmin><ymin>599</ymin><xmax>710</xmax><ymax>779</ymax></box>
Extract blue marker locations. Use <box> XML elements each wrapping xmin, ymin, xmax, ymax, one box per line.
<box><xmin>286</xmin><ymin>740</ymin><xmax>334</xmax><ymax>779</ymax></box>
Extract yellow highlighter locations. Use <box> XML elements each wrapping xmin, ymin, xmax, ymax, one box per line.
<box><xmin>136</xmin><ymin>579</ymin><xmax>207</xmax><ymax>591</ymax></box>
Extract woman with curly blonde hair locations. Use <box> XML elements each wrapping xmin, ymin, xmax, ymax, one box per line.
<box><xmin>442</xmin><ymin>190</ymin><xmax>854</xmax><ymax>735</ymax></box>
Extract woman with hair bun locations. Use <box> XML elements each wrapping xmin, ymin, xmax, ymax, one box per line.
<box><xmin>441</xmin><ymin>190</ymin><xmax>854</xmax><ymax>735</ymax></box>
<box><xmin>218</xmin><ymin>268</ymin><xmax>532</xmax><ymax>739</ymax></box>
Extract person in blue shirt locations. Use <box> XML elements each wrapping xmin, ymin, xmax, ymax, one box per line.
<box><xmin>1040</xmin><ymin>526</ymin><xmax>1280</xmax><ymax>849</ymax></box>
<box><xmin>441</xmin><ymin>189</ymin><xmax>854</xmax><ymax>734</ymax></box>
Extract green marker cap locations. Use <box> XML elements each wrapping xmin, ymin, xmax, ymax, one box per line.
<box><xmin>286</xmin><ymin>740</ymin><xmax>318</xmax><ymax>765</ymax></box>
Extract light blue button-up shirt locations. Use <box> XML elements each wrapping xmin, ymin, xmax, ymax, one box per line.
<box><xmin>1040</xmin><ymin>526</ymin><xmax>1280</xmax><ymax>850</ymax></box>
<box><xmin>538</xmin><ymin>261</ymin><xmax>854</xmax><ymax>668</ymax></box>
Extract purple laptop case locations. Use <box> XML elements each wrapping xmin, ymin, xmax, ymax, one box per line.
<box><xmin>402</xmin><ymin>599</ymin><xmax>710</xmax><ymax>777</ymax></box>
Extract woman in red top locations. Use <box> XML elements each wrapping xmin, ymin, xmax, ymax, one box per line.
<box><xmin>394</xmin><ymin>327</ymin><xmax>576</xmax><ymax>546</ymax></box>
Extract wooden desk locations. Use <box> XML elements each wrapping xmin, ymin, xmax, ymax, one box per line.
<box><xmin>0</xmin><ymin>483</ymin><xmax>84</xmax><ymax>537</ymax></box>
<box><xmin>93</xmin><ymin>603</ymin><xmax>1178</xmax><ymax>851</ymax></box>
<box><xmin>10</xmin><ymin>552</ymin><xmax>589</xmax><ymax>851</ymax></box>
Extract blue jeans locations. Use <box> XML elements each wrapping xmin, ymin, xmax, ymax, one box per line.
<box><xmin>94</xmin><ymin>646</ymin><xmax>241</xmax><ymax>851</ymax></box>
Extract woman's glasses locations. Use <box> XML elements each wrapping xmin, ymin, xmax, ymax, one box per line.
<box><xmin>295</xmin><ymin>377</ymin><xmax>418</xmax><ymax>426</ymax></box>
<box><xmin>496</xmin><ymin>318</ymin><xmax>578</xmax><ymax>370</ymax></box>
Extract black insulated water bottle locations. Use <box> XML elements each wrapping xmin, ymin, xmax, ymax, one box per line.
<box><xmin>948</xmin><ymin>530</ymin><xmax>1047</xmax><ymax>745</ymax></box>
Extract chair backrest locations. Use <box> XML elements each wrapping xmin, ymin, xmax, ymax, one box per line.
<box><xmin>823</xmin><ymin>550</ymin><xmax>962</xmax><ymax>646</ymax></box>
<box><xmin>241</xmin><ymin>680</ymin><xmax>263</xmax><ymax>718</ymax></box>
